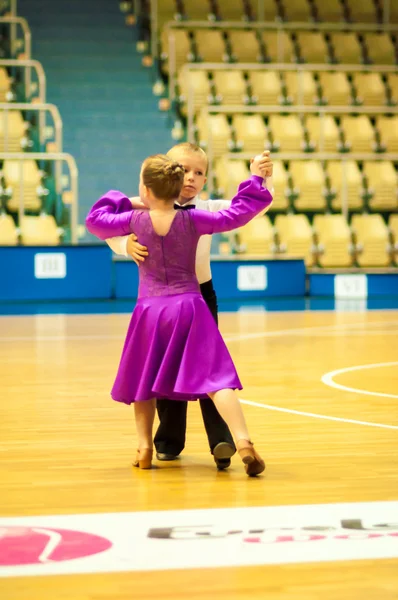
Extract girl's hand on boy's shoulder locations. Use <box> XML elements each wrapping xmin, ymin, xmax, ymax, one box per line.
<box><xmin>129</xmin><ymin>196</ymin><xmax>148</xmax><ymax>210</ymax></box>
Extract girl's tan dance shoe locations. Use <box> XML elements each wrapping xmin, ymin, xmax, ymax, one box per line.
<box><xmin>133</xmin><ymin>448</ymin><xmax>153</xmax><ymax>470</ymax></box>
<box><xmin>237</xmin><ymin>441</ymin><xmax>265</xmax><ymax>477</ymax></box>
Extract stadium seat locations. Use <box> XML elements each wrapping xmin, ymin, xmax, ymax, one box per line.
<box><xmin>250</xmin><ymin>0</ymin><xmax>279</xmax><ymax>20</ymax></box>
<box><xmin>161</xmin><ymin>30</ymin><xmax>193</xmax><ymax>74</ymax></box>
<box><xmin>196</xmin><ymin>110</ymin><xmax>232</xmax><ymax>156</ymax></box>
<box><xmin>296</xmin><ymin>32</ymin><xmax>330</xmax><ymax>63</ymax></box>
<box><xmin>0</xmin><ymin>213</ymin><xmax>18</xmax><ymax>245</ymax></box>
<box><xmin>214</xmin><ymin>157</ymin><xmax>250</xmax><ymax>199</ymax></box>
<box><xmin>0</xmin><ymin>111</ymin><xmax>28</xmax><ymax>152</ymax></box>
<box><xmin>389</xmin><ymin>214</ymin><xmax>398</xmax><ymax>262</ymax></box>
<box><xmin>314</xmin><ymin>0</ymin><xmax>345</xmax><ymax>21</ymax></box>
<box><xmin>363</xmin><ymin>161</ymin><xmax>398</xmax><ymax>211</ymax></box>
<box><xmin>365</xmin><ymin>33</ymin><xmax>397</xmax><ymax>65</ymax></box>
<box><xmin>260</xmin><ymin>31</ymin><xmax>295</xmax><ymax>62</ymax></box>
<box><xmin>283</xmin><ymin>71</ymin><xmax>318</xmax><ymax>105</ymax></box>
<box><xmin>327</xmin><ymin>160</ymin><xmax>364</xmax><ymax>211</ymax></box>
<box><xmin>389</xmin><ymin>214</ymin><xmax>398</xmax><ymax>239</ymax></box>
<box><xmin>353</xmin><ymin>73</ymin><xmax>387</xmax><ymax>106</ymax></box>
<box><xmin>194</xmin><ymin>30</ymin><xmax>229</xmax><ymax>62</ymax></box>
<box><xmin>346</xmin><ymin>0</ymin><xmax>379</xmax><ymax>22</ymax></box>
<box><xmin>377</xmin><ymin>116</ymin><xmax>398</xmax><ymax>152</ymax></box>
<box><xmin>340</xmin><ymin>115</ymin><xmax>376</xmax><ymax>152</ymax></box>
<box><xmin>228</xmin><ymin>30</ymin><xmax>263</xmax><ymax>62</ymax></box>
<box><xmin>212</xmin><ymin>70</ymin><xmax>248</xmax><ymax>105</ymax></box>
<box><xmin>178</xmin><ymin>69</ymin><xmax>211</xmax><ymax>116</ymax></box>
<box><xmin>249</xmin><ymin>71</ymin><xmax>283</xmax><ymax>105</ymax></box>
<box><xmin>0</xmin><ymin>67</ymin><xmax>11</xmax><ymax>102</ymax></box>
<box><xmin>238</xmin><ymin>213</ymin><xmax>276</xmax><ymax>255</ymax></box>
<box><xmin>318</xmin><ymin>72</ymin><xmax>352</xmax><ymax>106</ymax></box>
<box><xmin>331</xmin><ymin>33</ymin><xmax>363</xmax><ymax>63</ymax></box>
<box><xmin>389</xmin><ymin>1</ymin><xmax>398</xmax><ymax>23</ymax></box>
<box><xmin>268</xmin><ymin>115</ymin><xmax>305</xmax><ymax>152</ymax></box>
<box><xmin>290</xmin><ymin>160</ymin><xmax>327</xmax><ymax>212</ymax></box>
<box><xmin>4</xmin><ymin>159</ymin><xmax>43</xmax><ymax>213</ymax></box>
<box><xmin>157</xmin><ymin>0</ymin><xmax>180</xmax><ymax>33</ymax></box>
<box><xmin>216</xmin><ymin>0</ymin><xmax>252</xmax><ymax>20</ymax></box>
<box><xmin>305</xmin><ymin>115</ymin><xmax>340</xmax><ymax>152</ymax></box>
<box><xmin>20</xmin><ymin>214</ymin><xmax>61</xmax><ymax>245</ymax></box>
<box><xmin>182</xmin><ymin>0</ymin><xmax>214</xmax><ymax>20</ymax></box>
<box><xmin>275</xmin><ymin>213</ymin><xmax>314</xmax><ymax>265</ymax></box>
<box><xmin>268</xmin><ymin>160</ymin><xmax>290</xmax><ymax>211</ymax></box>
<box><xmin>233</xmin><ymin>114</ymin><xmax>267</xmax><ymax>152</ymax></box>
<box><xmin>282</xmin><ymin>0</ymin><xmax>313</xmax><ymax>21</ymax></box>
<box><xmin>351</xmin><ymin>213</ymin><xmax>390</xmax><ymax>267</ymax></box>
<box><xmin>313</xmin><ymin>214</ymin><xmax>353</xmax><ymax>267</ymax></box>
<box><xmin>387</xmin><ymin>74</ymin><xmax>398</xmax><ymax>104</ymax></box>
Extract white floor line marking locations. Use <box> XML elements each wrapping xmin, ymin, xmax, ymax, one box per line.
<box><xmin>224</xmin><ymin>319</ymin><xmax>398</xmax><ymax>343</ymax></box>
<box><xmin>307</xmin><ymin>330</ymin><xmax>398</xmax><ymax>337</ymax></box>
<box><xmin>321</xmin><ymin>362</ymin><xmax>398</xmax><ymax>400</ymax></box>
<box><xmin>240</xmin><ymin>399</ymin><xmax>398</xmax><ymax>430</ymax></box>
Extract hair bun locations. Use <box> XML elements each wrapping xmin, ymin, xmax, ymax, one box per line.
<box><xmin>142</xmin><ymin>154</ymin><xmax>184</xmax><ymax>201</ymax></box>
<box><xmin>164</xmin><ymin>161</ymin><xmax>184</xmax><ymax>177</ymax></box>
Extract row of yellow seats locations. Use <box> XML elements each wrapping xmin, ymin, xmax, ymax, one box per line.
<box><xmin>236</xmin><ymin>213</ymin><xmax>398</xmax><ymax>267</ymax></box>
<box><xmin>162</xmin><ymin>30</ymin><xmax>397</xmax><ymax>73</ymax></box>
<box><xmin>287</xmin><ymin>31</ymin><xmax>396</xmax><ymax>65</ymax></box>
<box><xmin>156</xmin><ymin>0</ymin><xmax>395</xmax><ymax>25</ymax></box>
<box><xmin>278</xmin><ymin>0</ymin><xmax>384</xmax><ymax>23</ymax></box>
<box><xmin>179</xmin><ymin>71</ymin><xmax>398</xmax><ymax>111</ymax></box>
<box><xmin>195</xmin><ymin>113</ymin><xmax>398</xmax><ymax>155</ymax></box>
<box><xmin>214</xmin><ymin>158</ymin><xmax>398</xmax><ymax>213</ymax></box>
<box><xmin>0</xmin><ymin>214</ymin><xmax>61</xmax><ymax>245</ymax></box>
<box><xmin>156</xmin><ymin>0</ymin><xmax>256</xmax><ymax>27</ymax></box>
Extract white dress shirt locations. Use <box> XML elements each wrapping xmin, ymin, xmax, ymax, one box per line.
<box><xmin>105</xmin><ymin>177</ymin><xmax>273</xmax><ymax>285</ymax></box>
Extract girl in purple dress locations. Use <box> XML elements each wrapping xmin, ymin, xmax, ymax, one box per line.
<box><xmin>86</xmin><ymin>153</ymin><xmax>272</xmax><ymax>476</ymax></box>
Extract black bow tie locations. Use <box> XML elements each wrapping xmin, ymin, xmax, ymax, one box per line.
<box><xmin>174</xmin><ymin>203</ymin><xmax>195</xmax><ymax>210</ymax></box>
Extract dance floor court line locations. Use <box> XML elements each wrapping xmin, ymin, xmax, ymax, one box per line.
<box><xmin>0</xmin><ymin>308</ymin><xmax>397</xmax><ymax>599</ymax></box>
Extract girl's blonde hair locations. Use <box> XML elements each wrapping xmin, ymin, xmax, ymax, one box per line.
<box><xmin>142</xmin><ymin>154</ymin><xmax>184</xmax><ymax>201</ymax></box>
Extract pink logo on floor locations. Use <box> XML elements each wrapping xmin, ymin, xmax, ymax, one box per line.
<box><xmin>0</xmin><ymin>526</ymin><xmax>112</xmax><ymax>566</ymax></box>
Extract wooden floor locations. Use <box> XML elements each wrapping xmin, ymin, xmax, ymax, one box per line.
<box><xmin>0</xmin><ymin>309</ymin><xmax>397</xmax><ymax>599</ymax></box>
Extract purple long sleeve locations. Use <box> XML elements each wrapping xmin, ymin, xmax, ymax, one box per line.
<box><xmin>191</xmin><ymin>175</ymin><xmax>272</xmax><ymax>235</ymax></box>
<box><xmin>85</xmin><ymin>190</ymin><xmax>134</xmax><ymax>240</ymax></box>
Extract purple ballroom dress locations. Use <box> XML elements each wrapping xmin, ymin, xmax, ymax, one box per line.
<box><xmin>86</xmin><ymin>175</ymin><xmax>272</xmax><ymax>403</ymax></box>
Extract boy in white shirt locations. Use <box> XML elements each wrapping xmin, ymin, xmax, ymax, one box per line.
<box><xmin>106</xmin><ymin>143</ymin><xmax>273</xmax><ymax>469</ymax></box>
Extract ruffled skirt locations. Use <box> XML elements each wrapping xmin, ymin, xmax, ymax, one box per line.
<box><xmin>111</xmin><ymin>293</ymin><xmax>242</xmax><ymax>403</ymax></box>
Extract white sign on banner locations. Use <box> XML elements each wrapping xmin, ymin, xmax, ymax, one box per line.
<box><xmin>237</xmin><ymin>265</ymin><xmax>267</xmax><ymax>291</ymax></box>
<box><xmin>0</xmin><ymin>501</ymin><xmax>397</xmax><ymax>578</ymax></box>
<box><xmin>334</xmin><ymin>274</ymin><xmax>368</xmax><ymax>299</ymax></box>
<box><xmin>34</xmin><ymin>253</ymin><xmax>66</xmax><ymax>279</ymax></box>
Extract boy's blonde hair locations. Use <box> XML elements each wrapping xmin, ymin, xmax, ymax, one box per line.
<box><xmin>142</xmin><ymin>154</ymin><xmax>184</xmax><ymax>201</ymax></box>
<box><xmin>167</xmin><ymin>142</ymin><xmax>208</xmax><ymax>172</ymax></box>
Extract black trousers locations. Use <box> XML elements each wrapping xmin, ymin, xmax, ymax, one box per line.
<box><xmin>154</xmin><ymin>279</ymin><xmax>235</xmax><ymax>455</ymax></box>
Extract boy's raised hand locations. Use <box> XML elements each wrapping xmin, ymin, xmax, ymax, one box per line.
<box><xmin>127</xmin><ymin>233</ymin><xmax>148</xmax><ymax>266</ymax></box>
<box><xmin>250</xmin><ymin>151</ymin><xmax>273</xmax><ymax>179</ymax></box>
